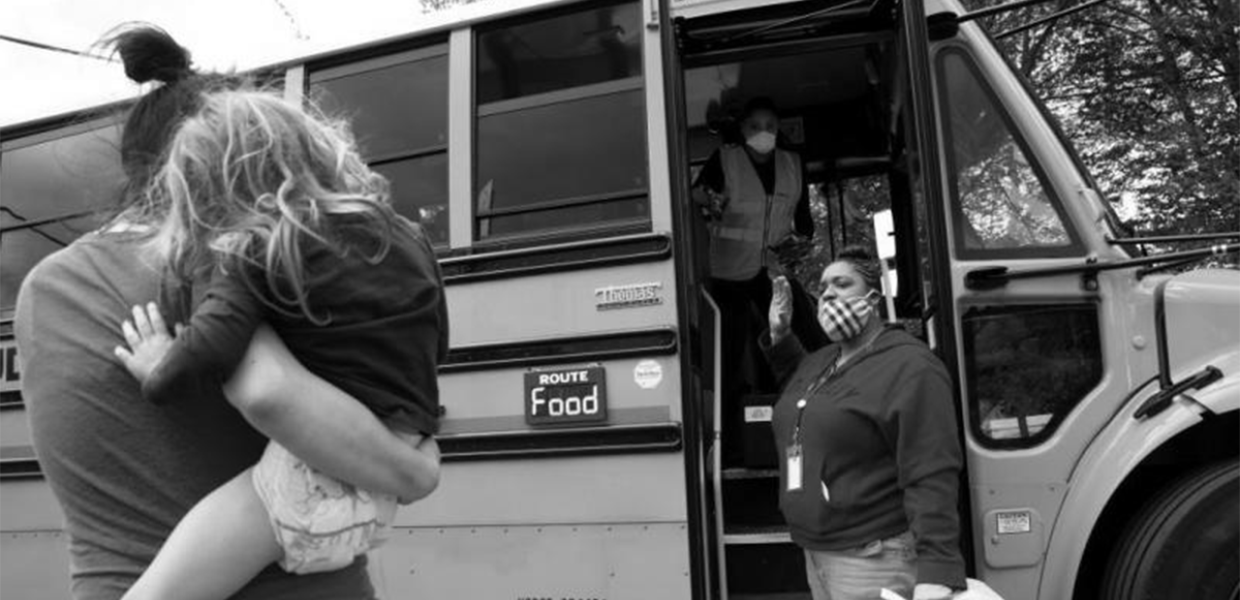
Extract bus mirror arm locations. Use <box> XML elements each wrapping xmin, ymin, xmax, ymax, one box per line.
<box><xmin>964</xmin><ymin>243</ymin><xmax>1239</xmax><ymax>290</ymax></box>
<box><xmin>963</xmin><ymin>266</ymin><xmax>1010</xmax><ymax>290</ymax></box>
<box><xmin>941</xmin><ymin>0</ymin><xmax>1110</xmax><ymax>41</ymax></box>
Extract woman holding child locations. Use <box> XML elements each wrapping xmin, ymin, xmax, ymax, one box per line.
<box><xmin>17</xmin><ymin>25</ymin><xmax>445</xmax><ymax>600</ymax></box>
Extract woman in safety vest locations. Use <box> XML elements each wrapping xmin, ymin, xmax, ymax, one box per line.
<box><xmin>691</xmin><ymin>97</ymin><xmax>824</xmax><ymax>464</ymax></box>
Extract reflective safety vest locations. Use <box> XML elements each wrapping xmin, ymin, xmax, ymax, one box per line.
<box><xmin>710</xmin><ymin>145</ymin><xmax>802</xmax><ymax>281</ymax></box>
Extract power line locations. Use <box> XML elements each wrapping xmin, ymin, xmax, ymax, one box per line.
<box><xmin>270</xmin><ymin>0</ymin><xmax>309</xmax><ymax>40</ymax></box>
<box><xmin>0</xmin><ymin>33</ymin><xmax>117</xmax><ymax>63</ymax></box>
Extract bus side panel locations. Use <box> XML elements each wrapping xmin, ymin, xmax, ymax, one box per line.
<box><xmin>0</xmin><ymin>408</ymin><xmax>33</xmax><ymax>447</ymax></box>
<box><xmin>437</xmin><ymin>358</ymin><xmax>682</xmax><ymax>431</ymax></box>
<box><xmin>0</xmin><ymin>480</ymin><xmax>71</xmax><ymax>600</ymax></box>
<box><xmin>444</xmin><ymin>261</ymin><xmax>677</xmax><ymax>346</ymax></box>
<box><xmin>393</xmin><ymin>454</ymin><xmax>687</xmax><ymax>527</ymax></box>
<box><xmin>0</xmin><ymin>478</ymin><xmax>64</xmax><ymax>531</ymax></box>
<box><xmin>368</xmin><ymin>522</ymin><xmax>691</xmax><ymax>600</ymax></box>
<box><xmin>0</xmin><ymin>532</ymin><xmax>72</xmax><ymax>599</ymax></box>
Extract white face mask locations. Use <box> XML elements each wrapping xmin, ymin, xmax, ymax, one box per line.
<box><xmin>746</xmin><ymin>131</ymin><xmax>777</xmax><ymax>154</ymax></box>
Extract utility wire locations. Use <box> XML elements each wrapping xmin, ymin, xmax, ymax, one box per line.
<box><xmin>0</xmin><ymin>33</ymin><xmax>117</xmax><ymax>63</ymax></box>
<box><xmin>270</xmin><ymin>0</ymin><xmax>309</xmax><ymax>40</ymax></box>
<box><xmin>0</xmin><ymin>207</ymin><xmax>70</xmax><ymax>247</ymax></box>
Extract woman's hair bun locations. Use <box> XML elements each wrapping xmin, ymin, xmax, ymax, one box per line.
<box><xmin>836</xmin><ymin>244</ymin><xmax>876</xmax><ymax>263</ymax></box>
<box><xmin>103</xmin><ymin>24</ymin><xmax>193</xmax><ymax>84</ymax></box>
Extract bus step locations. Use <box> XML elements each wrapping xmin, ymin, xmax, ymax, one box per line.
<box><xmin>722</xmin><ymin>467</ymin><xmax>780</xmax><ymax>480</ymax></box>
<box><xmin>723</xmin><ymin>524</ymin><xmax>792</xmax><ymax>545</ymax></box>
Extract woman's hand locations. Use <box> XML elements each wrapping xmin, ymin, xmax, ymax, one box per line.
<box><xmin>770</xmin><ymin>276</ymin><xmax>794</xmax><ymax>344</ymax></box>
<box><xmin>691</xmin><ymin>186</ymin><xmax>728</xmax><ymax>221</ymax></box>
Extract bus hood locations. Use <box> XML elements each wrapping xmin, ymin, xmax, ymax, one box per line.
<box><xmin>1160</xmin><ymin>268</ymin><xmax>1240</xmax><ymax>399</ymax></box>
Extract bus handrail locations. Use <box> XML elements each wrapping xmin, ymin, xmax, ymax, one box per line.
<box><xmin>699</xmin><ymin>288</ymin><xmax>727</xmax><ymax>600</ymax></box>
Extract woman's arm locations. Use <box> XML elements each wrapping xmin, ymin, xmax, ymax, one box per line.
<box><xmin>888</xmin><ymin>357</ymin><xmax>967</xmax><ymax>591</ymax></box>
<box><xmin>223</xmin><ymin>324</ymin><xmax>440</xmax><ymax>502</ymax></box>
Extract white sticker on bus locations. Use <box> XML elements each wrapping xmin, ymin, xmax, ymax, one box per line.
<box><xmin>633</xmin><ymin>360</ymin><xmax>662</xmax><ymax>390</ymax></box>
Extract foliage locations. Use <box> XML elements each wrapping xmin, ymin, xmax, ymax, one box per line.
<box><xmin>962</xmin><ymin>0</ymin><xmax>1239</xmax><ymax>244</ymax></box>
<box><xmin>787</xmin><ymin>178</ymin><xmax>893</xmax><ymax>294</ymax></box>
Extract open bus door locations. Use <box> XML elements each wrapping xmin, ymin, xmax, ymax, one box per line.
<box><xmin>657</xmin><ymin>0</ymin><xmax>719</xmax><ymax>597</ymax></box>
<box><xmin>667</xmin><ymin>0</ymin><xmax>974</xmax><ymax>597</ymax></box>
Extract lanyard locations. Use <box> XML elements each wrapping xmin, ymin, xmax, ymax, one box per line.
<box><xmin>790</xmin><ymin>331</ymin><xmax>882</xmax><ymax>445</ymax></box>
<box><xmin>791</xmin><ymin>358</ymin><xmax>839</xmax><ymax>446</ymax></box>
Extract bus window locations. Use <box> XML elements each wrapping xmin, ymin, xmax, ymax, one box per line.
<box><xmin>1</xmin><ymin>125</ymin><xmax>120</xmax><ymax>314</ymax></box>
<box><xmin>963</xmin><ymin>303</ymin><xmax>1103</xmax><ymax>446</ymax></box>
<box><xmin>938</xmin><ymin>50</ymin><xmax>1082</xmax><ymax>259</ymax></box>
<box><xmin>311</xmin><ymin>48</ymin><xmax>449</xmax><ymax>245</ymax></box>
<box><xmin>475</xmin><ymin>0</ymin><xmax>649</xmax><ymax>240</ymax></box>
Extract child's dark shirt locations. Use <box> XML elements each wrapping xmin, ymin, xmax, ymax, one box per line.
<box><xmin>145</xmin><ymin>214</ymin><xmax>447</xmax><ymax>435</ymax></box>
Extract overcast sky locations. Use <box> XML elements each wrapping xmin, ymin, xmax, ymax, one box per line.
<box><xmin>0</xmin><ymin>0</ymin><xmax>438</xmax><ymax>127</ymax></box>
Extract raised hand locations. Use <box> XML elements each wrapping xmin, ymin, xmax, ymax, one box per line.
<box><xmin>770</xmin><ymin>275</ymin><xmax>794</xmax><ymax>344</ymax></box>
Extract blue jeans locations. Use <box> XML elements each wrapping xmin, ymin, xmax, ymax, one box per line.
<box><xmin>804</xmin><ymin>531</ymin><xmax>917</xmax><ymax>600</ymax></box>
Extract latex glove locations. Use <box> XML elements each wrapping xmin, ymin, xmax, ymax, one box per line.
<box><xmin>913</xmin><ymin>583</ymin><xmax>954</xmax><ymax>599</ymax></box>
<box><xmin>883</xmin><ymin>579</ymin><xmax>1006</xmax><ymax>600</ymax></box>
<box><xmin>769</xmin><ymin>275</ymin><xmax>793</xmax><ymax>343</ymax></box>
<box><xmin>691</xmin><ymin>186</ymin><xmax>728</xmax><ymax>221</ymax></box>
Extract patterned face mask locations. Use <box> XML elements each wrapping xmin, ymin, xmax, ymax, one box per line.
<box><xmin>818</xmin><ymin>291</ymin><xmax>879</xmax><ymax>342</ymax></box>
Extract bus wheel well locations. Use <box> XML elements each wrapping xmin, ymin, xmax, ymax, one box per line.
<box><xmin>1072</xmin><ymin>410</ymin><xmax>1239</xmax><ymax>600</ymax></box>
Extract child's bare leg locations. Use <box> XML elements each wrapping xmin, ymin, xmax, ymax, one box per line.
<box><xmin>122</xmin><ymin>468</ymin><xmax>280</xmax><ymax>600</ymax></box>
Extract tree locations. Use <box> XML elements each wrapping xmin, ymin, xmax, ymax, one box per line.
<box><xmin>963</xmin><ymin>0</ymin><xmax>1239</xmax><ymax>247</ymax></box>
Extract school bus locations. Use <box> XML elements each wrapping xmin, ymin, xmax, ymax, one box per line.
<box><xmin>2</xmin><ymin>0</ymin><xmax>1237</xmax><ymax>598</ymax></box>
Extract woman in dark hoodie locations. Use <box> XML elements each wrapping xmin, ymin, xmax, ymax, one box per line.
<box><xmin>764</xmin><ymin>246</ymin><xmax>966</xmax><ymax>600</ymax></box>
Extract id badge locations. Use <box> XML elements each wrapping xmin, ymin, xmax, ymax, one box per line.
<box><xmin>786</xmin><ymin>444</ymin><xmax>803</xmax><ymax>491</ymax></box>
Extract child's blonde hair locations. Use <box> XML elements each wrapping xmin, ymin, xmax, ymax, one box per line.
<box><xmin>142</xmin><ymin>89</ymin><xmax>395</xmax><ymax>322</ymax></box>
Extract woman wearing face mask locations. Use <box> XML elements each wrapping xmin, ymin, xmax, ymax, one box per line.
<box><xmin>691</xmin><ymin>97</ymin><xmax>824</xmax><ymax>461</ymax></box>
<box><xmin>763</xmin><ymin>246</ymin><xmax>966</xmax><ymax>600</ymax></box>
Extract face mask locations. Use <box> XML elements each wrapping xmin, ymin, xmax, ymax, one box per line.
<box><xmin>819</xmin><ymin>291</ymin><xmax>879</xmax><ymax>342</ymax></box>
<box><xmin>746</xmin><ymin>131</ymin><xmax>777</xmax><ymax>154</ymax></box>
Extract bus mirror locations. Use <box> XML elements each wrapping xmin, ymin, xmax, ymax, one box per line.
<box><xmin>927</xmin><ymin>12</ymin><xmax>959</xmax><ymax>41</ymax></box>
<box><xmin>965</xmin><ymin>267</ymin><xmax>1011</xmax><ymax>291</ymax></box>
